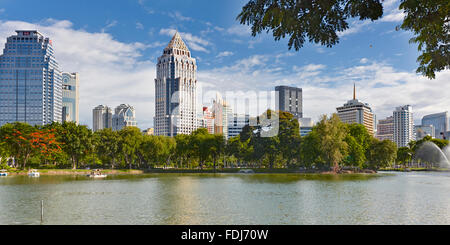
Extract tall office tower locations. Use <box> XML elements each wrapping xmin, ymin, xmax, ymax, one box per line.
<box><xmin>422</xmin><ymin>112</ymin><xmax>449</xmax><ymax>139</ymax></box>
<box><xmin>227</xmin><ymin>113</ymin><xmax>250</xmax><ymax>139</ymax></box>
<box><xmin>154</xmin><ymin>32</ymin><xmax>198</xmax><ymax>136</ymax></box>
<box><xmin>61</xmin><ymin>72</ymin><xmax>79</xmax><ymax>124</ymax></box>
<box><xmin>92</xmin><ymin>105</ymin><xmax>112</xmax><ymax>132</ymax></box>
<box><xmin>336</xmin><ymin>84</ymin><xmax>375</xmax><ymax>135</ymax></box>
<box><xmin>298</xmin><ymin>117</ymin><xmax>314</xmax><ymax>137</ymax></box>
<box><xmin>414</xmin><ymin>125</ymin><xmax>435</xmax><ymax>140</ymax></box>
<box><xmin>376</xmin><ymin>116</ymin><xmax>394</xmax><ymax>141</ymax></box>
<box><xmin>112</xmin><ymin>104</ymin><xmax>137</xmax><ymax>131</ymax></box>
<box><xmin>0</xmin><ymin>30</ymin><xmax>62</xmax><ymax>126</ymax></box>
<box><xmin>275</xmin><ymin>86</ymin><xmax>303</xmax><ymax>118</ymax></box>
<box><xmin>393</xmin><ymin>105</ymin><xmax>414</xmax><ymax>147</ymax></box>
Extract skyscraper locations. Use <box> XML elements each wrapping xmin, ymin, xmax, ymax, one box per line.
<box><xmin>376</xmin><ymin>116</ymin><xmax>394</xmax><ymax>141</ymax></box>
<box><xmin>0</xmin><ymin>30</ymin><xmax>62</xmax><ymax>126</ymax></box>
<box><xmin>112</xmin><ymin>104</ymin><xmax>137</xmax><ymax>131</ymax></box>
<box><xmin>92</xmin><ymin>105</ymin><xmax>112</xmax><ymax>132</ymax></box>
<box><xmin>336</xmin><ymin>84</ymin><xmax>375</xmax><ymax>135</ymax></box>
<box><xmin>275</xmin><ymin>86</ymin><xmax>303</xmax><ymax>118</ymax></box>
<box><xmin>62</xmin><ymin>72</ymin><xmax>79</xmax><ymax>124</ymax></box>
<box><xmin>422</xmin><ymin>112</ymin><xmax>449</xmax><ymax>139</ymax></box>
<box><xmin>154</xmin><ymin>32</ymin><xmax>198</xmax><ymax>136</ymax></box>
<box><xmin>393</xmin><ymin>105</ymin><xmax>414</xmax><ymax>147</ymax></box>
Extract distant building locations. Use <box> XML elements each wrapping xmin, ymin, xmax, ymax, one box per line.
<box><xmin>213</xmin><ymin>94</ymin><xmax>231</xmax><ymax>138</ymax></box>
<box><xmin>414</xmin><ymin>125</ymin><xmax>435</xmax><ymax>140</ymax></box>
<box><xmin>0</xmin><ymin>30</ymin><xmax>62</xmax><ymax>126</ymax></box>
<box><xmin>62</xmin><ymin>72</ymin><xmax>79</xmax><ymax>124</ymax></box>
<box><xmin>336</xmin><ymin>84</ymin><xmax>375</xmax><ymax>135</ymax></box>
<box><xmin>393</xmin><ymin>105</ymin><xmax>414</xmax><ymax>147</ymax></box>
<box><xmin>376</xmin><ymin>116</ymin><xmax>394</xmax><ymax>141</ymax></box>
<box><xmin>92</xmin><ymin>105</ymin><xmax>112</xmax><ymax>131</ymax></box>
<box><xmin>422</xmin><ymin>112</ymin><xmax>449</xmax><ymax>139</ymax></box>
<box><xmin>227</xmin><ymin>114</ymin><xmax>250</xmax><ymax>139</ymax></box>
<box><xmin>143</xmin><ymin>128</ymin><xmax>154</xmax><ymax>135</ymax></box>
<box><xmin>298</xmin><ymin>117</ymin><xmax>314</xmax><ymax>136</ymax></box>
<box><xmin>201</xmin><ymin>106</ymin><xmax>215</xmax><ymax>134</ymax></box>
<box><xmin>275</xmin><ymin>85</ymin><xmax>303</xmax><ymax>118</ymax></box>
<box><xmin>112</xmin><ymin>104</ymin><xmax>137</xmax><ymax>131</ymax></box>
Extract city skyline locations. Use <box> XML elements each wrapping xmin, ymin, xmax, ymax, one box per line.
<box><xmin>0</xmin><ymin>1</ymin><xmax>449</xmax><ymax>130</ymax></box>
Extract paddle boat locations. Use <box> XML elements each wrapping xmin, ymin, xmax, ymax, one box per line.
<box><xmin>0</xmin><ymin>169</ymin><xmax>8</xmax><ymax>177</ymax></box>
<box><xmin>238</xmin><ymin>169</ymin><xmax>255</xmax><ymax>174</ymax></box>
<box><xmin>28</xmin><ymin>169</ymin><xmax>40</xmax><ymax>177</ymax></box>
<box><xmin>87</xmin><ymin>169</ymin><xmax>107</xmax><ymax>178</ymax></box>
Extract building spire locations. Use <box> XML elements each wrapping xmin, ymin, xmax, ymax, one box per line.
<box><xmin>353</xmin><ymin>83</ymin><xmax>356</xmax><ymax>100</ymax></box>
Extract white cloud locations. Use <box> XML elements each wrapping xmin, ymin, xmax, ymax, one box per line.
<box><xmin>338</xmin><ymin>20</ymin><xmax>372</xmax><ymax>37</ymax></box>
<box><xmin>360</xmin><ymin>58</ymin><xmax>369</xmax><ymax>64</ymax></box>
<box><xmin>226</xmin><ymin>24</ymin><xmax>251</xmax><ymax>37</ymax></box>
<box><xmin>136</xmin><ymin>22</ymin><xmax>144</xmax><ymax>30</ymax></box>
<box><xmin>216</xmin><ymin>51</ymin><xmax>234</xmax><ymax>58</ymax></box>
<box><xmin>168</xmin><ymin>11</ymin><xmax>193</xmax><ymax>22</ymax></box>
<box><xmin>159</xmin><ymin>28</ymin><xmax>211</xmax><ymax>53</ymax></box>
<box><xmin>101</xmin><ymin>20</ymin><xmax>118</xmax><ymax>33</ymax></box>
<box><xmin>0</xmin><ymin>19</ymin><xmax>156</xmax><ymax>129</ymax></box>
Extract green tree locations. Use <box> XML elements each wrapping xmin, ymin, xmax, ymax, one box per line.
<box><xmin>237</xmin><ymin>0</ymin><xmax>449</xmax><ymax>79</ymax></box>
<box><xmin>399</xmin><ymin>0</ymin><xmax>449</xmax><ymax>78</ymax></box>
<box><xmin>314</xmin><ymin>114</ymin><xmax>348</xmax><ymax>172</ymax></box>
<box><xmin>299</xmin><ymin>130</ymin><xmax>322</xmax><ymax>168</ymax></box>
<box><xmin>278</xmin><ymin>111</ymin><xmax>301</xmax><ymax>168</ymax></box>
<box><xmin>57</xmin><ymin>122</ymin><xmax>93</xmax><ymax>169</ymax></box>
<box><xmin>366</xmin><ymin>139</ymin><xmax>397</xmax><ymax>170</ymax></box>
<box><xmin>118</xmin><ymin>127</ymin><xmax>143</xmax><ymax>169</ymax></box>
<box><xmin>94</xmin><ymin>128</ymin><xmax>120</xmax><ymax>169</ymax></box>
<box><xmin>397</xmin><ymin>146</ymin><xmax>412</xmax><ymax>166</ymax></box>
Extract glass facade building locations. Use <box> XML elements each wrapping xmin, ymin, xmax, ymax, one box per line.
<box><xmin>0</xmin><ymin>30</ymin><xmax>62</xmax><ymax>126</ymax></box>
<box><xmin>62</xmin><ymin>72</ymin><xmax>79</xmax><ymax>124</ymax></box>
<box><xmin>422</xmin><ymin>112</ymin><xmax>449</xmax><ymax>139</ymax></box>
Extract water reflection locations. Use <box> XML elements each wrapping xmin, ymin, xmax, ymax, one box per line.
<box><xmin>0</xmin><ymin>172</ymin><xmax>450</xmax><ymax>224</ymax></box>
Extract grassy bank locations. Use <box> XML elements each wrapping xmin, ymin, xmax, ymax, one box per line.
<box><xmin>5</xmin><ymin>169</ymin><xmax>144</xmax><ymax>176</ymax></box>
<box><xmin>380</xmin><ymin>167</ymin><xmax>450</xmax><ymax>172</ymax></box>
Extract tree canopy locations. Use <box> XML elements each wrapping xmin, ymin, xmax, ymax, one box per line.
<box><xmin>237</xmin><ymin>0</ymin><xmax>449</xmax><ymax>79</ymax></box>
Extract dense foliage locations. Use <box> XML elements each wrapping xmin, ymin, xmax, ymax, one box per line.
<box><xmin>237</xmin><ymin>0</ymin><xmax>449</xmax><ymax>79</ymax></box>
<box><xmin>0</xmin><ymin>111</ymin><xmax>405</xmax><ymax>171</ymax></box>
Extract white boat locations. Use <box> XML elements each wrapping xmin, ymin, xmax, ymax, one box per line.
<box><xmin>28</xmin><ymin>169</ymin><xmax>40</xmax><ymax>177</ymax></box>
<box><xmin>87</xmin><ymin>169</ymin><xmax>107</xmax><ymax>178</ymax></box>
<box><xmin>0</xmin><ymin>169</ymin><xmax>8</xmax><ymax>177</ymax></box>
<box><xmin>238</xmin><ymin>169</ymin><xmax>255</xmax><ymax>174</ymax></box>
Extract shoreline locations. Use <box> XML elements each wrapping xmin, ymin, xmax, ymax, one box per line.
<box><xmin>2</xmin><ymin>168</ymin><xmax>378</xmax><ymax>175</ymax></box>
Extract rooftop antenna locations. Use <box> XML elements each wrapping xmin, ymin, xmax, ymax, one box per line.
<box><xmin>353</xmin><ymin>83</ymin><xmax>356</xmax><ymax>100</ymax></box>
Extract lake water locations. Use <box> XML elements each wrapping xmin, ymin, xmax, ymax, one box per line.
<box><xmin>1</xmin><ymin>171</ymin><xmax>450</xmax><ymax>225</ymax></box>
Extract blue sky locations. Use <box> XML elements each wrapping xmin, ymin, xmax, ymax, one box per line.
<box><xmin>0</xmin><ymin>0</ymin><xmax>449</xmax><ymax>129</ymax></box>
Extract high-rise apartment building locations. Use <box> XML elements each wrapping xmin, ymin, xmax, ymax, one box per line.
<box><xmin>275</xmin><ymin>86</ymin><xmax>303</xmax><ymax>118</ymax></box>
<box><xmin>62</xmin><ymin>72</ymin><xmax>79</xmax><ymax>124</ymax></box>
<box><xmin>154</xmin><ymin>32</ymin><xmax>198</xmax><ymax>136</ymax></box>
<box><xmin>376</xmin><ymin>116</ymin><xmax>394</xmax><ymax>141</ymax></box>
<box><xmin>336</xmin><ymin>84</ymin><xmax>375</xmax><ymax>135</ymax></box>
<box><xmin>92</xmin><ymin>105</ymin><xmax>112</xmax><ymax>132</ymax></box>
<box><xmin>112</xmin><ymin>104</ymin><xmax>137</xmax><ymax>131</ymax></box>
<box><xmin>422</xmin><ymin>112</ymin><xmax>449</xmax><ymax>139</ymax></box>
<box><xmin>0</xmin><ymin>30</ymin><xmax>62</xmax><ymax>126</ymax></box>
<box><xmin>393</xmin><ymin>105</ymin><xmax>414</xmax><ymax>147</ymax></box>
